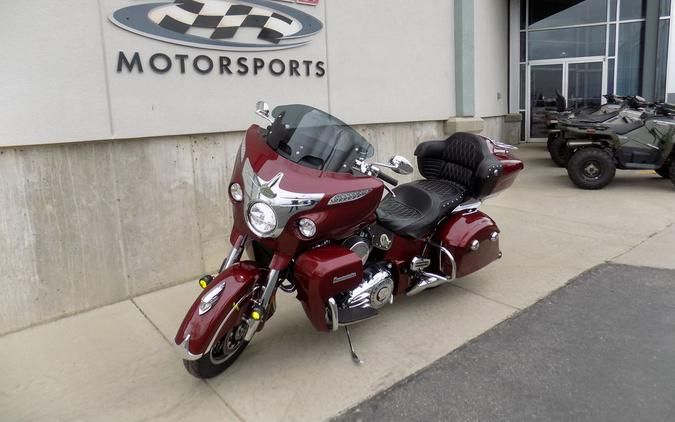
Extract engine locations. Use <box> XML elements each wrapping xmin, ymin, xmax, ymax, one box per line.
<box><xmin>338</xmin><ymin>236</ymin><xmax>395</xmax><ymax>310</ymax></box>
<box><xmin>342</xmin><ymin>263</ymin><xmax>395</xmax><ymax>310</ymax></box>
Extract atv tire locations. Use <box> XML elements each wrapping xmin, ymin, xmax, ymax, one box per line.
<box><xmin>657</xmin><ymin>159</ymin><xmax>672</xmax><ymax>179</ymax></box>
<box><xmin>567</xmin><ymin>148</ymin><xmax>616</xmax><ymax>190</ymax></box>
<box><xmin>548</xmin><ymin>133</ymin><xmax>572</xmax><ymax>167</ymax></box>
<box><xmin>670</xmin><ymin>159</ymin><xmax>675</xmax><ymax>188</ymax></box>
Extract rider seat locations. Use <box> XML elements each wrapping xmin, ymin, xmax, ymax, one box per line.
<box><xmin>376</xmin><ymin>132</ymin><xmax>503</xmax><ymax>239</ymax></box>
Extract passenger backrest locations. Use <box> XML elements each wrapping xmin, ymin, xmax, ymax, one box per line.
<box><xmin>414</xmin><ymin>132</ymin><xmax>503</xmax><ymax>198</ymax></box>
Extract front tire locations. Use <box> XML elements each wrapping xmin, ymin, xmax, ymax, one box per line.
<box><xmin>183</xmin><ymin>322</ymin><xmax>249</xmax><ymax>379</ymax></box>
<box><xmin>548</xmin><ymin>133</ymin><xmax>572</xmax><ymax>167</ymax></box>
<box><xmin>567</xmin><ymin>148</ymin><xmax>616</xmax><ymax>190</ymax></box>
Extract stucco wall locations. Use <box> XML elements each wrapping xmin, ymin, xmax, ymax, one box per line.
<box><xmin>474</xmin><ymin>0</ymin><xmax>509</xmax><ymax>118</ymax></box>
<box><xmin>0</xmin><ymin>120</ymin><xmax>445</xmax><ymax>335</ymax></box>
<box><xmin>0</xmin><ymin>0</ymin><xmax>456</xmax><ymax>147</ymax></box>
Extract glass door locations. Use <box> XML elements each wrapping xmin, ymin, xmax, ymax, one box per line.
<box><xmin>529</xmin><ymin>64</ymin><xmax>564</xmax><ymax>139</ymax></box>
<box><xmin>527</xmin><ymin>58</ymin><xmax>606</xmax><ymax>141</ymax></box>
<box><xmin>567</xmin><ymin>62</ymin><xmax>604</xmax><ymax>111</ymax></box>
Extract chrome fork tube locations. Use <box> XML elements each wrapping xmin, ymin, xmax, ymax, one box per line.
<box><xmin>244</xmin><ymin>269</ymin><xmax>280</xmax><ymax>342</ymax></box>
<box><xmin>219</xmin><ymin>235</ymin><xmax>248</xmax><ymax>273</ymax></box>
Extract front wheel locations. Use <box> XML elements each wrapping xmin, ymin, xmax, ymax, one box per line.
<box><xmin>567</xmin><ymin>148</ymin><xmax>616</xmax><ymax>190</ymax></box>
<box><xmin>548</xmin><ymin>133</ymin><xmax>572</xmax><ymax>167</ymax></box>
<box><xmin>183</xmin><ymin>321</ymin><xmax>249</xmax><ymax>379</ymax></box>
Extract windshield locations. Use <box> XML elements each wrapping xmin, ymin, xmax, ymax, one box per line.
<box><xmin>268</xmin><ymin>104</ymin><xmax>374</xmax><ymax>173</ymax></box>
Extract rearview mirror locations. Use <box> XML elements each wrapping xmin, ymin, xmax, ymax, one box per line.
<box><xmin>388</xmin><ymin>155</ymin><xmax>414</xmax><ymax>175</ymax></box>
<box><xmin>255</xmin><ymin>101</ymin><xmax>274</xmax><ymax>123</ymax></box>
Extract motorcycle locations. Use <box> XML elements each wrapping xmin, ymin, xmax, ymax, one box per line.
<box><xmin>174</xmin><ymin>102</ymin><xmax>524</xmax><ymax>378</ymax></box>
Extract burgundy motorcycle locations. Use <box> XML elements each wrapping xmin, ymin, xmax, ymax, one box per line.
<box><xmin>175</xmin><ymin>102</ymin><xmax>524</xmax><ymax>378</ymax></box>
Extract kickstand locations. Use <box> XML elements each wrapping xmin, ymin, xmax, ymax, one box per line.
<box><xmin>344</xmin><ymin>326</ymin><xmax>363</xmax><ymax>365</ymax></box>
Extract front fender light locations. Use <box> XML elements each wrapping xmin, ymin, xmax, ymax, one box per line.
<box><xmin>198</xmin><ymin>283</ymin><xmax>225</xmax><ymax>315</ymax></box>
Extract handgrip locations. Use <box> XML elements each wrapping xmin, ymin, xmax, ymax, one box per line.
<box><xmin>378</xmin><ymin>171</ymin><xmax>399</xmax><ymax>186</ymax></box>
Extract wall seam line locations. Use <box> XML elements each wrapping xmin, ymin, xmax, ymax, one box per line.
<box><xmin>96</xmin><ymin>0</ymin><xmax>115</xmax><ymax>137</ymax></box>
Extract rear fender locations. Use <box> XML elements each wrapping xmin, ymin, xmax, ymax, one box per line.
<box><xmin>174</xmin><ymin>262</ymin><xmax>264</xmax><ymax>360</ymax></box>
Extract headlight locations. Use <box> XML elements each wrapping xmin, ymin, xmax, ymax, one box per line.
<box><xmin>298</xmin><ymin>218</ymin><xmax>317</xmax><ymax>238</ymax></box>
<box><xmin>248</xmin><ymin>202</ymin><xmax>277</xmax><ymax>236</ymax></box>
<box><xmin>230</xmin><ymin>183</ymin><xmax>243</xmax><ymax>202</ymax></box>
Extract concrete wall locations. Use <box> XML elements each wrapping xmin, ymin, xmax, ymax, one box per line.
<box><xmin>0</xmin><ymin>120</ymin><xmax>445</xmax><ymax>335</ymax></box>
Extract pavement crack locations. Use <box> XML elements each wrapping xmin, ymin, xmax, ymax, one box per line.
<box><xmin>608</xmin><ymin>221</ymin><xmax>674</xmax><ymax>263</ymax></box>
<box><xmin>129</xmin><ymin>299</ymin><xmax>247</xmax><ymax>421</ymax></box>
<box><xmin>130</xmin><ymin>298</ymin><xmax>173</xmax><ymax>346</ymax></box>
<box><xmin>450</xmin><ymin>283</ymin><xmax>522</xmax><ymax>312</ymax></box>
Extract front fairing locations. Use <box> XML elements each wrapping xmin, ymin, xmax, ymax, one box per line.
<box><xmin>229</xmin><ymin>125</ymin><xmax>384</xmax><ymax>260</ymax></box>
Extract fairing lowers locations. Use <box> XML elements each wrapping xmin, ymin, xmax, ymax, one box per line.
<box><xmin>174</xmin><ymin>262</ymin><xmax>263</xmax><ymax>360</ymax></box>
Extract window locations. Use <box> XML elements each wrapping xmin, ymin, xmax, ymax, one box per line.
<box><xmin>619</xmin><ymin>0</ymin><xmax>646</xmax><ymax>20</ymax></box>
<box><xmin>529</xmin><ymin>0</ymin><xmax>607</xmax><ymax>29</ymax></box>
<box><xmin>529</xmin><ymin>25</ymin><xmax>606</xmax><ymax>60</ymax></box>
<box><xmin>656</xmin><ymin>19</ymin><xmax>670</xmax><ymax>101</ymax></box>
<box><xmin>616</xmin><ymin>21</ymin><xmax>645</xmax><ymax>95</ymax></box>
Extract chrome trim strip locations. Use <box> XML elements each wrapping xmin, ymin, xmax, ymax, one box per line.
<box><xmin>328</xmin><ymin>298</ymin><xmax>339</xmax><ymax>332</ymax></box>
<box><xmin>327</xmin><ymin>189</ymin><xmax>373</xmax><ymax>205</ymax></box>
<box><xmin>177</xmin><ymin>334</ymin><xmax>203</xmax><ymax>361</ymax></box>
<box><xmin>220</xmin><ymin>235</ymin><xmax>247</xmax><ymax>273</ymax></box>
<box><xmin>439</xmin><ymin>246</ymin><xmax>457</xmax><ymax>281</ymax></box>
<box><xmin>333</xmin><ymin>272</ymin><xmax>357</xmax><ymax>284</ymax></box>
<box><xmin>452</xmin><ymin>198</ymin><xmax>482</xmax><ymax>214</ymax></box>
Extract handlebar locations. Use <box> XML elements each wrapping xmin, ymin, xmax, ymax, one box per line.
<box><xmin>377</xmin><ymin>171</ymin><xmax>399</xmax><ymax>186</ymax></box>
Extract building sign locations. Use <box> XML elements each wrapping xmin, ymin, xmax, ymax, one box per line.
<box><xmin>110</xmin><ymin>0</ymin><xmax>325</xmax><ymax>77</ymax></box>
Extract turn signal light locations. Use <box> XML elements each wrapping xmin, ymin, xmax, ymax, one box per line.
<box><xmin>198</xmin><ymin>275</ymin><xmax>213</xmax><ymax>289</ymax></box>
<box><xmin>251</xmin><ymin>310</ymin><xmax>262</xmax><ymax>321</ymax></box>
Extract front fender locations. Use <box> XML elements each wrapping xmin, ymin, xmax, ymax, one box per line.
<box><xmin>174</xmin><ymin>262</ymin><xmax>264</xmax><ymax>360</ymax></box>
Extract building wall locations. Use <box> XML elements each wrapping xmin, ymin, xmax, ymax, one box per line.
<box><xmin>474</xmin><ymin>0</ymin><xmax>509</xmax><ymax>118</ymax></box>
<box><xmin>0</xmin><ymin>0</ymin><xmax>512</xmax><ymax>334</ymax></box>
<box><xmin>0</xmin><ymin>0</ymin><xmax>456</xmax><ymax>147</ymax></box>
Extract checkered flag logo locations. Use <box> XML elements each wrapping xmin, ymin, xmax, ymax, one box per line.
<box><xmin>148</xmin><ymin>0</ymin><xmax>300</xmax><ymax>44</ymax></box>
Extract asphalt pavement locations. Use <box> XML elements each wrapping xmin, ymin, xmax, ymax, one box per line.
<box><xmin>337</xmin><ymin>263</ymin><xmax>675</xmax><ymax>422</ymax></box>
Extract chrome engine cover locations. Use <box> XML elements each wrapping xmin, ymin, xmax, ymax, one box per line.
<box><xmin>345</xmin><ymin>264</ymin><xmax>394</xmax><ymax>310</ymax></box>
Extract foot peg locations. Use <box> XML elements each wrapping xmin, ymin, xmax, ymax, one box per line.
<box><xmin>344</xmin><ymin>326</ymin><xmax>362</xmax><ymax>364</ymax></box>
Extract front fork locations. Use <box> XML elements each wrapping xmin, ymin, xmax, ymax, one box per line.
<box><xmin>223</xmin><ymin>235</ymin><xmax>280</xmax><ymax>343</ymax></box>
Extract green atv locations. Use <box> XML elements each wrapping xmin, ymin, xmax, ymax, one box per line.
<box><xmin>562</xmin><ymin>103</ymin><xmax>675</xmax><ymax>190</ymax></box>
<box><xmin>547</xmin><ymin>95</ymin><xmax>646</xmax><ymax>167</ymax></box>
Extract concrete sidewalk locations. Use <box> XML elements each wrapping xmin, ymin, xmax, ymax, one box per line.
<box><xmin>1</xmin><ymin>145</ymin><xmax>674</xmax><ymax>422</ymax></box>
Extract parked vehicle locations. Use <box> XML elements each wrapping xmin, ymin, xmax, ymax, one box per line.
<box><xmin>174</xmin><ymin>102</ymin><xmax>524</xmax><ymax>378</ymax></box>
<box><xmin>547</xmin><ymin>95</ymin><xmax>648</xmax><ymax>167</ymax></box>
<box><xmin>563</xmin><ymin>103</ymin><xmax>675</xmax><ymax>189</ymax></box>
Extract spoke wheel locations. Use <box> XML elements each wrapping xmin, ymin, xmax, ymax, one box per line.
<box><xmin>184</xmin><ymin>321</ymin><xmax>249</xmax><ymax>379</ymax></box>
